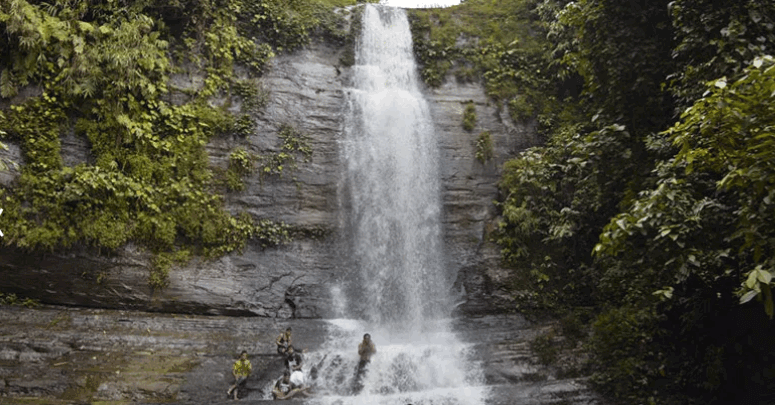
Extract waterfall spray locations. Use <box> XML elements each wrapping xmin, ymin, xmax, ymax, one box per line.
<box><xmin>341</xmin><ymin>3</ymin><xmax>447</xmax><ymax>331</ymax></box>
<box><xmin>302</xmin><ymin>5</ymin><xmax>487</xmax><ymax>404</ymax></box>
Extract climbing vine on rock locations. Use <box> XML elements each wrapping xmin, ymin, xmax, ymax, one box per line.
<box><xmin>0</xmin><ymin>0</ymin><xmax>358</xmax><ymax>289</ymax></box>
<box><xmin>461</xmin><ymin>101</ymin><xmax>476</xmax><ymax>131</ymax></box>
<box><xmin>475</xmin><ymin>131</ymin><xmax>493</xmax><ymax>163</ymax></box>
<box><xmin>225</xmin><ymin>123</ymin><xmax>312</xmax><ymax>190</ymax></box>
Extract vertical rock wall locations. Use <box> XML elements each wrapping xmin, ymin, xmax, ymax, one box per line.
<box><xmin>0</xmin><ymin>34</ymin><xmax>537</xmax><ymax>318</ymax></box>
<box><xmin>429</xmin><ymin>79</ymin><xmax>539</xmax><ymax>315</ymax></box>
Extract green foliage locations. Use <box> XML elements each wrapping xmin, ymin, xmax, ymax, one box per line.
<box><xmin>0</xmin><ymin>111</ymin><xmax>8</xmax><ymax>171</ymax></box>
<box><xmin>232</xmin><ymin>79</ymin><xmax>270</xmax><ymax>116</ymax></box>
<box><xmin>530</xmin><ymin>329</ymin><xmax>558</xmax><ymax>365</ymax></box>
<box><xmin>597</xmin><ymin>56</ymin><xmax>775</xmax><ymax>317</ymax></box>
<box><xmin>339</xmin><ymin>5</ymin><xmax>363</xmax><ymax>67</ymax></box>
<box><xmin>409</xmin><ymin>0</ymin><xmax>558</xmax><ymax>120</ymax></box>
<box><xmin>0</xmin><ymin>0</ymin><xmax>343</xmax><ymax>286</ymax></box>
<box><xmin>558</xmin><ymin>309</ymin><xmax>588</xmax><ymax>341</ymax></box>
<box><xmin>257</xmin><ymin>124</ymin><xmax>312</xmax><ymax>179</ymax></box>
<box><xmin>238</xmin><ymin>0</ymin><xmax>362</xmax><ymax>54</ymax></box>
<box><xmin>673</xmin><ymin>62</ymin><xmax>775</xmax><ymax>315</ymax></box>
<box><xmin>492</xmin><ymin>0</ymin><xmax>775</xmax><ymax>403</ymax></box>
<box><xmin>241</xmin><ymin>0</ymin><xmax>314</xmax><ymax>52</ymax></box>
<box><xmin>474</xmin><ymin>131</ymin><xmax>492</xmax><ymax>163</ymax></box>
<box><xmin>226</xmin><ymin>147</ymin><xmax>255</xmax><ymax>191</ymax></box>
<box><xmin>407</xmin><ymin>12</ymin><xmax>450</xmax><ymax>88</ymax></box>
<box><xmin>668</xmin><ymin>0</ymin><xmax>775</xmax><ymax>110</ymax></box>
<box><xmin>552</xmin><ymin>0</ymin><xmax>675</xmax><ymax>132</ymax></box>
<box><xmin>148</xmin><ymin>249</ymin><xmax>191</xmax><ymax>290</ymax></box>
<box><xmin>587</xmin><ymin>305</ymin><xmax>667</xmax><ymax>403</ymax></box>
<box><xmin>222</xmin><ymin>123</ymin><xmax>311</xmax><ymax>190</ymax></box>
<box><xmin>495</xmin><ymin>122</ymin><xmax>639</xmax><ymax>309</ymax></box>
<box><xmin>508</xmin><ymin>93</ymin><xmax>534</xmax><ymax>122</ymax></box>
<box><xmin>461</xmin><ymin>101</ymin><xmax>476</xmax><ymax>131</ymax></box>
<box><xmin>0</xmin><ymin>292</ymin><xmax>40</xmax><ymax>307</ymax></box>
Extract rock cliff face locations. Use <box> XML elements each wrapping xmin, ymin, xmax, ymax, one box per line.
<box><xmin>0</xmin><ymin>30</ymin><xmax>537</xmax><ymax>318</ymax></box>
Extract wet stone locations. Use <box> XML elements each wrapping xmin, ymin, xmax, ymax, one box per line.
<box><xmin>0</xmin><ymin>306</ymin><xmax>605</xmax><ymax>405</ymax></box>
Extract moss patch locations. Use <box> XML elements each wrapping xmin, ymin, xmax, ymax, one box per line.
<box><xmin>54</xmin><ymin>349</ymin><xmax>199</xmax><ymax>403</ymax></box>
<box><xmin>462</xmin><ymin>101</ymin><xmax>477</xmax><ymax>131</ymax></box>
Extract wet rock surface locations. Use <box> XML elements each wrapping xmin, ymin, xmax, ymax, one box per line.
<box><xmin>0</xmin><ymin>306</ymin><xmax>604</xmax><ymax>404</ymax></box>
<box><xmin>0</xmin><ymin>9</ymin><xmax>576</xmax><ymax>404</ymax></box>
<box><xmin>0</xmin><ymin>305</ymin><xmax>321</xmax><ymax>404</ymax></box>
<box><xmin>0</xmin><ymin>35</ymin><xmax>535</xmax><ymax>318</ymax></box>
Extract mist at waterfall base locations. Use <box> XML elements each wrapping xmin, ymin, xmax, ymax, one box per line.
<box><xmin>280</xmin><ymin>5</ymin><xmax>487</xmax><ymax>405</ymax></box>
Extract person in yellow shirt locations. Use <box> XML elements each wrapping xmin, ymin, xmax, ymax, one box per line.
<box><xmin>227</xmin><ymin>351</ymin><xmax>252</xmax><ymax>400</ymax></box>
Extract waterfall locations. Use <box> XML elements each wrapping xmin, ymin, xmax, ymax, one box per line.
<box><xmin>300</xmin><ymin>5</ymin><xmax>487</xmax><ymax>405</ymax></box>
<box><xmin>341</xmin><ymin>2</ymin><xmax>447</xmax><ymax>331</ymax></box>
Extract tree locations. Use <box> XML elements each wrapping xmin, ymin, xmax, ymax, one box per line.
<box><xmin>593</xmin><ymin>55</ymin><xmax>775</xmax><ymax>404</ymax></box>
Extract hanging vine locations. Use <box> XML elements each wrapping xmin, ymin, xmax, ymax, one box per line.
<box><xmin>0</xmin><ymin>0</ymin><xmax>362</xmax><ymax>289</ymax></box>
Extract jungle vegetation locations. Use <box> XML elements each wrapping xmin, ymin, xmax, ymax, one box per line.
<box><xmin>410</xmin><ymin>0</ymin><xmax>775</xmax><ymax>404</ymax></box>
<box><xmin>2</xmin><ymin>0</ymin><xmax>774</xmax><ymax>403</ymax></box>
<box><xmin>0</xmin><ymin>0</ymin><xmax>378</xmax><ymax>288</ymax></box>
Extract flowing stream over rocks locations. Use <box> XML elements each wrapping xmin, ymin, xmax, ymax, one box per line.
<box><xmin>300</xmin><ymin>5</ymin><xmax>486</xmax><ymax>405</ymax></box>
<box><xmin>0</xmin><ymin>307</ymin><xmax>599</xmax><ymax>404</ymax></box>
<box><xmin>0</xmin><ymin>5</ymin><xmax>606</xmax><ymax>405</ymax></box>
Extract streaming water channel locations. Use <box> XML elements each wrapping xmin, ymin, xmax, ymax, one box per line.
<box><xmin>282</xmin><ymin>5</ymin><xmax>487</xmax><ymax>404</ymax></box>
<box><xmin>0</xmin><ymin>5</ymin><xmax>602</xmax><ymax>405</ymax></box>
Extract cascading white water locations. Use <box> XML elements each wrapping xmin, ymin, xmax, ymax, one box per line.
<box><xmin>300</xmin><ymin>5</ymin><xmax>487</xmax><ymax>405</ymax></box>
<box><xmin>341</xmin><ymin>3</ymin><xmax>447</xmax><ymax>332</ymax></box>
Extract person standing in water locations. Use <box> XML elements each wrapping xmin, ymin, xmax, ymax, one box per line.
<box><xmin>358</xmin><ymin>333</ymin><xmax>376</xmax><ymax>365</ymax></box>
<box><xmin>352</xmin><ymin>333</ymin><xmax>376</xmax><ymax>394</ymax></box>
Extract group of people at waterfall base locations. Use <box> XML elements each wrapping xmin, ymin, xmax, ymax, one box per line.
<box><xmin>226</xmin><ymin>327</ymin><xmax>377</xmax><ymax>400</ymax></box>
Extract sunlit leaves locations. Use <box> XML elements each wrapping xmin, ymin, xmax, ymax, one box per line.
<box><xmin>668</xmin><ymin>0</ymin><xmax>775</xmax><ymax>109</ymax></box>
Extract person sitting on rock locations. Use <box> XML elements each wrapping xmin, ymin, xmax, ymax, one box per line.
<box><xmin>272</xmin><ymin>370</ymin><xmax>293</xmax><ymax>400</ymax></box>
<box><xmin>284</xmin><ymin>345</ymin><xmax>303</xmax><ymax>372</ymax></box>
<box><xmin>276</xmin><ymin>327</ymin><xmax>292</xmax><ymax>355</ymax></box>
<box><xmin>272</xmin><ymin>370</ymin><xmax>312</xmax><ymax>400</ymax></box>
<box><xmin>227</xmin><ymin>350</ymin><xmax>252</xmax><ymax>400</ymax></box>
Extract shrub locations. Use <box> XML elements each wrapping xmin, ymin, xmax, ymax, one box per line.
<box><xmin>530</xmin><ymin>329</ymin><xmax>559</xmax><ymax>365</ymax></box>
<box><xmin>462</xmin><ymin>101</ymin><xmax>476</xmax><ymax>131</ymax></box>
<box><xmin>475</xmin><ymin>131</ymin><xmax>493</xmax><ymax>163</ymax></box>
